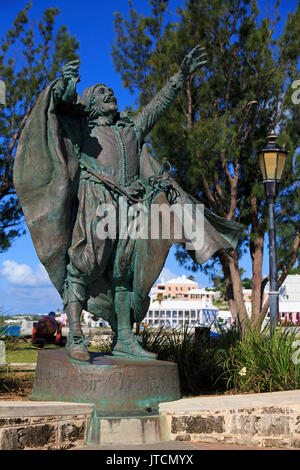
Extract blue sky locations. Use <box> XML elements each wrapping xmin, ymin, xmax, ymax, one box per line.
<box><xmin>0</xmin><ymin>0</ymin><xmax>298</xmax><ymax>315</ymax></box>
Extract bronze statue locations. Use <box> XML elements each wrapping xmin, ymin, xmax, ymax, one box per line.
<box><xmin>14</xmin><ymin>46</ymin><xmax>242</xmax><ymax>362</ymax></box>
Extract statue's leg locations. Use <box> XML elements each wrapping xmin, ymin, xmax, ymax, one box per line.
<box><xmin>112</xmin><ymin>285</ymin><xmax>157</xmax><ymax>360</ymax></box>
<box><xmin>63</xmin><ymin>266</ymin><xmax>90</xmax><ymax>362</ymax></box>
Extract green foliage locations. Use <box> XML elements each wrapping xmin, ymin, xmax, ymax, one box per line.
<box><xmin>139</xmin><ymin>324</ymin><xmax>299</xmax><ymax>396</ymax></box>
<box><xmin>217</xmin><ymin>325</ymin><xmax>300</xmax><ymax>393</ymax></box>
<box><xmin>140</xmin><ymin>325</ymin><xmax>227</xmax><ymax>395</ymax></box>
<box><xmin>112</xmin><ymin>0</ymin><xmax>300</xmax><ymax>326</ymax></box>
<box><xmin>0</xmin><ymin>2</ymin><xmax>79</xmax><ymax>251</ymax></box>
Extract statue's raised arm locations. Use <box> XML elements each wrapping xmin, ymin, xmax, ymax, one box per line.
<box><xmin>133</xmin><ymin>45</ymin><xmax>207</xmax><ymax>143</ymax></box>
<box><xmin>53</xmin><ymin>59</ymin><xmax>81</xmax><ymax>106</ymax></box>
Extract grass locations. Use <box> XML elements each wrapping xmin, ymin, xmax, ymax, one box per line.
<box><xmin>3</xmin><ymin>337</ymin><xmax>65</xmax><ymax>363</ymax></box>
<box><xmin>0</xmin><ymin>369</ymin><xmax>35</xmax><ymax>400</ymax></box>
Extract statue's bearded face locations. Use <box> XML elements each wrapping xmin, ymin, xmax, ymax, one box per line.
<box><xmin>93</xmin><ymin>85</ymin><xmax>118</xmax><ymax>117</ymax></box>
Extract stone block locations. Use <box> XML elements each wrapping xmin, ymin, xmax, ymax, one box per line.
<box><xmin>228</xmin><ymin>414</ymin><xmax>259</xmax><ymax>435</ymax></box>
<box><xmin>0</xmin><ymin>341</ymin><xmax>5</xmax><ymax>365</ymax></box>
<box><xmin>259</xmin><ymin>406</ymin><xmax>290</xmax><ymax>414</ymax></box>
<box><xmin>0</xmin><ymin>417</ymin><xmax>30</xmax><ymax>428</ymax></box>
<box><xmin>295</xmin><ymin>416</ymin><xmax>300</xmax><ymax>434</ymax></box>
<box><xmin>229</xmin><ymin>414</ymin><xmax>291</xmax><ymax>437</ymax></box>
<box><xmin>290</xmin><ymin>438</ymin><xmax>300</xmax><ymax>449</ymax></box>
<box><xmin>262</xmin><ymin>438</ymin><xmax>292</xmax><ymax>449</ymax></box>
<box><xmin>175</xmin><ymin>434</ymin><xmax>191</xmax><ymax>441</ymax></box>
<box><xmin>255</xmin><ymin>415</ymin><xmax>291</xmax><ymax>436</ymax></box>
<box><xmin>171</xmin><ymin>414</ymin><xmax>225</xmax><ymax>434</ymax></box>
<box><xmin>59</xmin><ymin>420</ymin><xmax>86</xmax><ymax>444</ymax></box>
<box><xmin>0</xmin><ymin>423</ymin><xmax>57</xmax><ymax>450</ymax></box>
<box><xmin>98</xmin><ymin>416</ymin><xmax>166</xmax><ymax>445</ymax></box>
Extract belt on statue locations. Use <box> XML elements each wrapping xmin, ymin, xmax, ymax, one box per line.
<box><xmin>79</xmin><ymin>159</ymin><xmax>180</xmax><ymax>204</ymax></box>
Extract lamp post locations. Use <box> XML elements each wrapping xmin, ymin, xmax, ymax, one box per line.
<box><xmin>259</xmin><ymin>133</ymin><xmax>288</xmax><ymax>336</ymax></box>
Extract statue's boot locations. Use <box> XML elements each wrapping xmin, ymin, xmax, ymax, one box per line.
<box><xmin>112</xmin><ymin>287</ymin><xmax>157</xmax><ymax>361</ymax></box>
<box><xmin>65</xmin><ymin>302</ymin><xmax>90</xmax><ymax>363</ymax></box>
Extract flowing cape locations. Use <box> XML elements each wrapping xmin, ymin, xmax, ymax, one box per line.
<box><xmin>14</xmin><ymin>82</ymin><xmax>243</xmax><ymax>314</ymax></box>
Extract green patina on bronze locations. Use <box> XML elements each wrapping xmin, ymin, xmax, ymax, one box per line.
<box><xmin>13</xmin><ymin>46</ymin><xmax>243</xmax><ymax>363</ymax></box>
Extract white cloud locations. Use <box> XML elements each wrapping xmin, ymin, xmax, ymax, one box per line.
<box><xmin>0</xmin><ymin>260</ymin><xmax>62</xmax><ymax>314</ymax></box>
<box><xmin>0</xmin><ymin>260</ymin><xmax>51</xmax><ymax>287</ymax></box>
<box><xmin>0</xmin><ymin>285</ymin><xmax>62</xmax><ymax>316</ymax></box>
<box><xmin>155</xmin><ymin>267</ymin><xmax>177</xmax><ymax>284</ymax></box>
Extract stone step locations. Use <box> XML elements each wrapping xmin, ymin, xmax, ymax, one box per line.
<box><xmin>87</xmin><ymin>415</ymin><xmax>170</xmax><ymax>446</ymax></box>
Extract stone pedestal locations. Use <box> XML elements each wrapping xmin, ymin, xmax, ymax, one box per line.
<box><xmin>30</xmin><ymin>350</ymin><xmax>181</xmax><ymax>418</ymax></box>
<box><xmin>0</xmin><ymin>340</ymin><xmax>5</xmax><ymax>365</ymax></box>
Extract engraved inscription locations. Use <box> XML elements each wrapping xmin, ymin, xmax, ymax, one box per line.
<box><xmin>32</xmin><ymin>354</ymin><xmax>180</xmax><ymax>406</ymax></box>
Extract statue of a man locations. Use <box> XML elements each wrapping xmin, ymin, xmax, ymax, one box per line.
<box><xmin>14</xmin><ymin>46</ymin><xmax>242</xmax><ymax>362</ymax></box>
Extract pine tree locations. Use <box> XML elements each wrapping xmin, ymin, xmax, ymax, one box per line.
<box><xmin>112</xmin><ymin>0</ymin><xmax>300</xmax><ymax>333</ymax></box>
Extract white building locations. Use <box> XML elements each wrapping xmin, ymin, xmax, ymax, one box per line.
<box><xmin>82</xmin><ymin>310</ymin><xmax>109</xmax><ymax>328</ymax></box>
<box><xmin>278</xmin><ymin>275</ymin><xmax>300</xmax><ymax>302</ymax></box>
<box><xmin>142</xmin><ymin>298</ymin><xmax>218</xmax><ymax>329</ymax></box>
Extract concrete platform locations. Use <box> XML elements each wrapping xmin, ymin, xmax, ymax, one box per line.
<box><xmin>74</xmin><ymin>440</ymin><xmax>281</xmax><ymax>450</ymax></box>
<box><xmin>160</xmin><ymin>390</ymin><xmax>300</xmax><ymax>413</ymax></box>
<box><xmin>159</xmin><ymin>390</ymin><xmax>300</xmax><ymax>449</ymax></box>
<box><xmin>1</xmin><ymin>391</ymin><xmax>300</xmax><ymax>449</ymax></box>
<box><xmin>6</xmin><ymin>363</ymin><xmax>36</xmax><ymax>371</ymax></box>
<box><xmin>0</xmin><ymin>401</ymin><xmax>94</xmax><ymax>450</ymax></box>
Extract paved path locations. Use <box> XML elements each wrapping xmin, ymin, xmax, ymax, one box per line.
<box><xmin>73</xmin><ymin>440</ymin><xmax>283</xmax><ymax>451</ymax></box>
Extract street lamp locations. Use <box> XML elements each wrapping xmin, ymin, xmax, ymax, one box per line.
<box><xmin>259</xmin><ymin>133</ymin><xmax>288</xmax><ymax>336</ymax></box>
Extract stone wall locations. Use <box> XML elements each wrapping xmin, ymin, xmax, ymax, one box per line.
<box><xmin>0</xmin><ymin>402</ymin><xmax>94</xmax><ymax>450</ymax></box>
<box><xmin>163</xmin><ymin>405</ymin><xmax>300</xmax><ymax>449</ymax></box>
<box><xmin>0</xmin><ymin>341</ymin><xmax>5</xmax><ymax>365</ymax></box>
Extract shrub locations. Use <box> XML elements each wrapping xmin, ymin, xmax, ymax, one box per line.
<box><xmin>217</xmin><ymin>324</ymin><xmax>300</xmax><ymax>393</ymax></box>
<box><xmin>139</xmin><ymin>325</ymin><xmax>227</xmax><ymax>396</ymax></box>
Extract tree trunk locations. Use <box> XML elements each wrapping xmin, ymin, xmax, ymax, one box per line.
<box><xmin>219</xmin><ymin>249</ymin><xmax>249</xmax><ymax>335</ymax></box>
<box><xmin>218</xmin><ymin>250</ymin><xmax>238</xmax><ymax>322</ymax></box>
<box><xmin>250</xmin><ymin>234</ymin><xmax>264</xmax><ymax>321</ymax></box>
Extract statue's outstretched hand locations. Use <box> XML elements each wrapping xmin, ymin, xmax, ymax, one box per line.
<box><xmin>61</xmin><ymin>59</ymin><xmax>80</xmax><ymax>102</ymax></box>
<box><xmin>180</xmin><ymin>45</ymin><xmax>207</xmax><ymax>79</ymax></box>
<box><xmin>62</xmin><ymin>60</ymin><xmax>81</xmax><ymax>84</ymax></box>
